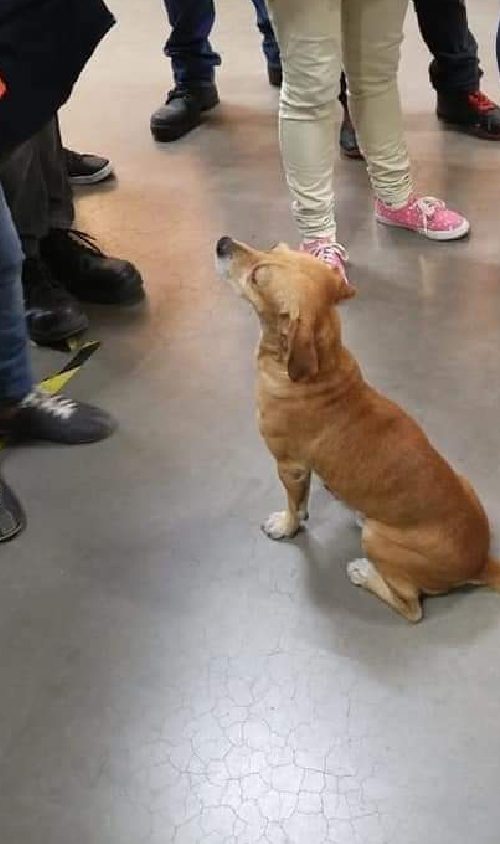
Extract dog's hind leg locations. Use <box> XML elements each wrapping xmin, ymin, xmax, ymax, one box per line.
<box><xmin>352</xmin><ymin>522</ymin><xmax>424</xmax><ymax>622</ymax></box>
<box><xmin>347</xmin><ymin>558</ymin><xmax>423</xmax><ymax>622</ymax></box>
<box><xmin>262</xmin><ymin>461</ymin><xmax>311</xmax><ymax>540</ymax></box>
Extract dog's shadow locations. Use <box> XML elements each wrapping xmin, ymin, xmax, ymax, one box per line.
<box><xmin>293</xmin><ymin>487</ymin><xmax>500</xmax><ymax>649</ymax></box>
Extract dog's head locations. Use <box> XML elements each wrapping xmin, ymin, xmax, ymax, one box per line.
<box><xmin>216</xmin><ymin>237</ymin><xmax>355</xmax><ymax>381</ymax></box>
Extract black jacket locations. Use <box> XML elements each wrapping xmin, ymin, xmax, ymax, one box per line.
<box><xmin>0</xmin><ymin>0</ymin><xmax>114</xmax><ymax>156</ymax></box>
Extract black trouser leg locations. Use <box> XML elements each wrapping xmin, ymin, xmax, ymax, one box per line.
<box><xmin>0</xmin><ymin>117</ymin><xmax>73</xmax><ymax>258</ymax></box>
<box><xmin>413</xmin><ymin>0</ymin><xmax>481</xmax><ymax>94</ymax></box>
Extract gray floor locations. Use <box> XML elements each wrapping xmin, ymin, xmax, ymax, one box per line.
<box><xmin>2</xmin><ymin>2</ymin><xmax>500</xmax><ymax>842</ymax></box>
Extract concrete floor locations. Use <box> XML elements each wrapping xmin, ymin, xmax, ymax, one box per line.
<box><xmin>1</xmin><ymin>1</ymin><xmax>500</xmax><ymax>842</ymax></box>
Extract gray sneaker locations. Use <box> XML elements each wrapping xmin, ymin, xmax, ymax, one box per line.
<box><xmin>64</xmin><ymin>148</ymin><xmax>114</xmax><ymax>185</ymax></box>
<box><xmin>1</xmin><ymin>389</ymin><xmax>117</xmax><ymax>445</ymax></box>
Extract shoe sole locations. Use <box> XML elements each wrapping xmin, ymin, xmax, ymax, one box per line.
<box><xmin>151</xmin><ymin>119</ymin><xmax>202</xmax><ymax>143</ymax></box>
<box><xmin>8</xmin><ymin>420</ymin><xmax>117</xmax><ymax>447</ymax></box>
<box><xmin>29</xmin><ymin>315</ymin><xmax>89</xmax><ymax>347</ymax></box>
<box><xmin>437</xmin><ymin>114</ymin><xmax>500</xmax><ymax>141</ymax></box>
<box><xmin>376</xmin><ymin>215</ymin><xmax>470</xmax><ymax>241</ymax></box>
<box><xmin>150</xmin><ymin>96</ymin><xmax>219</xmax><ymax>143</ymax></box>
<box><xmin>69</xmin><ymin>162</ymin><xmax>115</xmax><ymax>186</ymax></box>
<box><xmin>77</xmin><ymin>285</ymin><xmax>146</xmax><ymax>307</ymax></box>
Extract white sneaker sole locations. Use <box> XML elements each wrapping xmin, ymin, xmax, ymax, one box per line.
<box><xmin>376</xmin><ymin>215</ymin><xmax>470</xmax><ymax>241</ymax></box>
<box><xmin>69</xmin><ymin>161</ymin><xmax>114</xmax><ymax>186</ymax></box>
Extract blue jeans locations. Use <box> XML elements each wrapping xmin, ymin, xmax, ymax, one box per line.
<box><xmin>497</xmin><ymin>16</ymin><xmax>500</xmax><ymax>75</ymax></box>
<box><xmin>163</xmin><ymin>0</ymin><xmax>281</xmax><ymax>88</ymax></box>
<box><xmin>0</xmin><ymin>184</ymin><xmax>33</xmax><ymax>403</ymax></box>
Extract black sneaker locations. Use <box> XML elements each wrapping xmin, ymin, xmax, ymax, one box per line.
<box><xmin>268</xmin><ymin>65</ymin><xmax>283</xmax><ymax>88</ymax></box>
<box><xmin>437</xmin><ymin>90</ymin><xmax>500</xmax><ymax>140</ymax></box>
<box><xmin>64</xmin><ymin>148</ymin><xmax>114</xmax><ymax>186</ymax></box>
<box><xmin>150</xmin><ymin>84</ymin><xmax>219</xmax><ymax>142</ymax></box>
<box><xmin>339</xmin><ymin>108</ymin><xmax>363</xmax><ymax>160</ymax></box>
<box><xmin>0</xmin><ymin>474</ymin><xmax>26</xmax><ymax>543</ymax></box>
<box><xmin>40</xmin><ymin>229</ymin><xmax>145</xmax><ymax>306</ymax></box>
<box><xmin>0</xmin><ymin>389</ymin><xmax>116</xmax><ymax>445</ymax></box>
<box><xmin>22</xmin><ymin>257</ymin><xmax>89</xmax><ymax>346</ymax></box>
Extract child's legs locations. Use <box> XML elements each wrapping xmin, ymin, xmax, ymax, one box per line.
<box><xmin>267</xmin><ymin>0</ymin><xmax>342</xmax><ymax>239</ymax></box>
<box><xmin>343</xmin><ymin>0</ymin><xmax>413</xmax><ymax>206</ymax></box>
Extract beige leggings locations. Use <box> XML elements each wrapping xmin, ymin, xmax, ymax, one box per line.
<box><xmin>266</xmin><ymin>0</ymin><xmax>414</xmax><ymax>240</ymax></box>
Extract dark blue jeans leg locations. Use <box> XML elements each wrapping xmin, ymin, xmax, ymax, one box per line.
<box><xmin>413</xmin><ymin>0</ymin><xmax>481</xmax><ymax>94</ymax></box>
<box><xmin>0</xmin><ymin>185</ymin><xmax>33</xmax><ymax>403</ymax></box>
<box><xmin>497</xmin><ymin>17</ymin><xmax>500</xmax><ymax>75</ymax></box>
<box><xmin>250</xmin><ymin>0</ymin><xmax>281</xmax><ymax>69</ymax></box>
<box><xmin>163</xmin><ymin>0</ymin><xmax>221</xmax><ymax>88</ymax></box>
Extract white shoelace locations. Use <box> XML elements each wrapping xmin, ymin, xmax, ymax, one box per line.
<box><xmin>21</xmin><ymin>389</ymin><xmax>76</xmax><ymax>421</ymax></box>
<box><xmin>414</xmin><ymin>196</ymin><xmax>445</xmax><ymax>232</ymax></box>
<box><xmin>304</xmin><ymin>240</ymin><xmax>348</xmax><ymax>265</ymax></box>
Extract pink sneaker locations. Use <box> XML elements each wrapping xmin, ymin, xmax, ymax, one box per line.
<box><xmin>375</xmin><ymin>195</ymin><xmax>470</xmax><ymax>241</ymax></box>
<box><xmin>300</xmin><ymin>238</ymin><xmax>349</xmax><ymax>279</ymax></box>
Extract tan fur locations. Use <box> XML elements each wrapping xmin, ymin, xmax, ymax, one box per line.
<box><xmin>217</xmin><ymin>239</ymin><xmax>499</xmax><ymax>622</ymax></box>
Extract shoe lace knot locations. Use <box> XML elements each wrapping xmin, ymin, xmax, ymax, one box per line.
<box><xmin>414</xmin><ymin>196</ymin><xmax>445</xmax><ymax>232</ymax></box>
<box><xmin>305</xmin><ymin>239</ymin><xmax>348</xmax><ymax>265</ymax></box>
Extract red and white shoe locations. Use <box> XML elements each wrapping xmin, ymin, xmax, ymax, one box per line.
<box><xmin>375</xmin><ymin>195</ymin><xmax>470</xmax><ymax>241</ymax></box>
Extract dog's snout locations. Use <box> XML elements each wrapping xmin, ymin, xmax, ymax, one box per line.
<box><xmin>216</xmin><ymin>236</ymin><xmax>234</xmax><ymax>259</ymax></box>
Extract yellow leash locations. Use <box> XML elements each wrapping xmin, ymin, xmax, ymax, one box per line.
<box><xmin>38</xmin><ymin>339</ymin><xmax>100</xmax><ymax>395</ymax></box>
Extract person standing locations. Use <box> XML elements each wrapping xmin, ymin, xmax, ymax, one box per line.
<box><xmin>0</xmin><ymin>117</ymin><xmax>145</xmax><ymax>347</ymax></box>
<box><xmin>416</xmin><ymin>0</ymin><xmax>500</xmax><ymax>139</ymax></box>
<box><xmin>0</xmin><ymin>0</ymin><xmax>118</xmax><ymax>540</ymax></box>
<box><xmin>0</xmin><ymin>179</ymin><xmax>116</xmax><ymax>539</ymax></box>
<box><xmin>150</xmin><ymin>0</ymin><xmax>282</xmax><ymax>142</ymax></box>
<box><xmin>266</xmin><ymin>0</ymin><xmax>470</xmax><ymax>280</ymax></box>
<box><xmin>340</xmin><ymin>0</ymin><xmax>500</xmax><ymax>157</ymax></box>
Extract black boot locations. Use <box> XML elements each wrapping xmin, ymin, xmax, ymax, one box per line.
<box><xmin>267</xmin><ymin>64</ymin><xmax>283</xmax><ymax>88</ymax></box>
<box><xmin>22</xmin><ymin>257</ymin><xmax>89</xmax><ymax>346</ymax></box>
<box><xmin>338</xmin><ymin>73</ymin><xmax>363</xmax><ymax>160</ymax></box>
<box><xmin>437</xmin><ymin>89</ymin><xmax>500</xmax><ymax>140</ymax></box>
<box><xmin>150</xmin><ymin>84</ymin><xmax>219</xmax><ymax>142</ymax></box>
<box><xmin>339</xmin><ymin>107</ymin><xmax>363</xmax><ymax>160</ymax></box>
<box><xmin>40</xmin><ymin>229</ymin><xmax>145</xmax><ymax>306</ymax></box>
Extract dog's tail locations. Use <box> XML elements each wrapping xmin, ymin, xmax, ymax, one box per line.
<box><xmin>473</xmin><ymin>557</ymin><xmax>500</xmax><ymax>591</ymax></box>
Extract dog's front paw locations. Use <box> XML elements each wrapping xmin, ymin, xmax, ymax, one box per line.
<box><xmin>347</xmin><ymin>558</ymin><xmax>374</xmax><ymax>586</ymax></box>
<box><xmin>261</xmin><ymin>511</ymin><xmax>300</xmax><ymax>541</ymax></box>
<box><xmin>354</xmin><ymin>511</ymin><xmax>365</xmax><ymax>529</ymax></box>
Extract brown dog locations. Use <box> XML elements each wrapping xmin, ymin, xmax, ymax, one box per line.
<box><xmin>216</xmin><ymin>236</ymin><xmax>500</xmax><ymax>622</ymax></box>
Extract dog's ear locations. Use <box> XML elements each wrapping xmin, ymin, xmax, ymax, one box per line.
<box><xmin>280</xmin><ymin>311</ymin><xmax>319</xmax><ymax>382</ymax></box>
<box><xmin>330</xmin><ymin>267</ymin><xmax>356</xmax><ymax>304</ymax></box>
